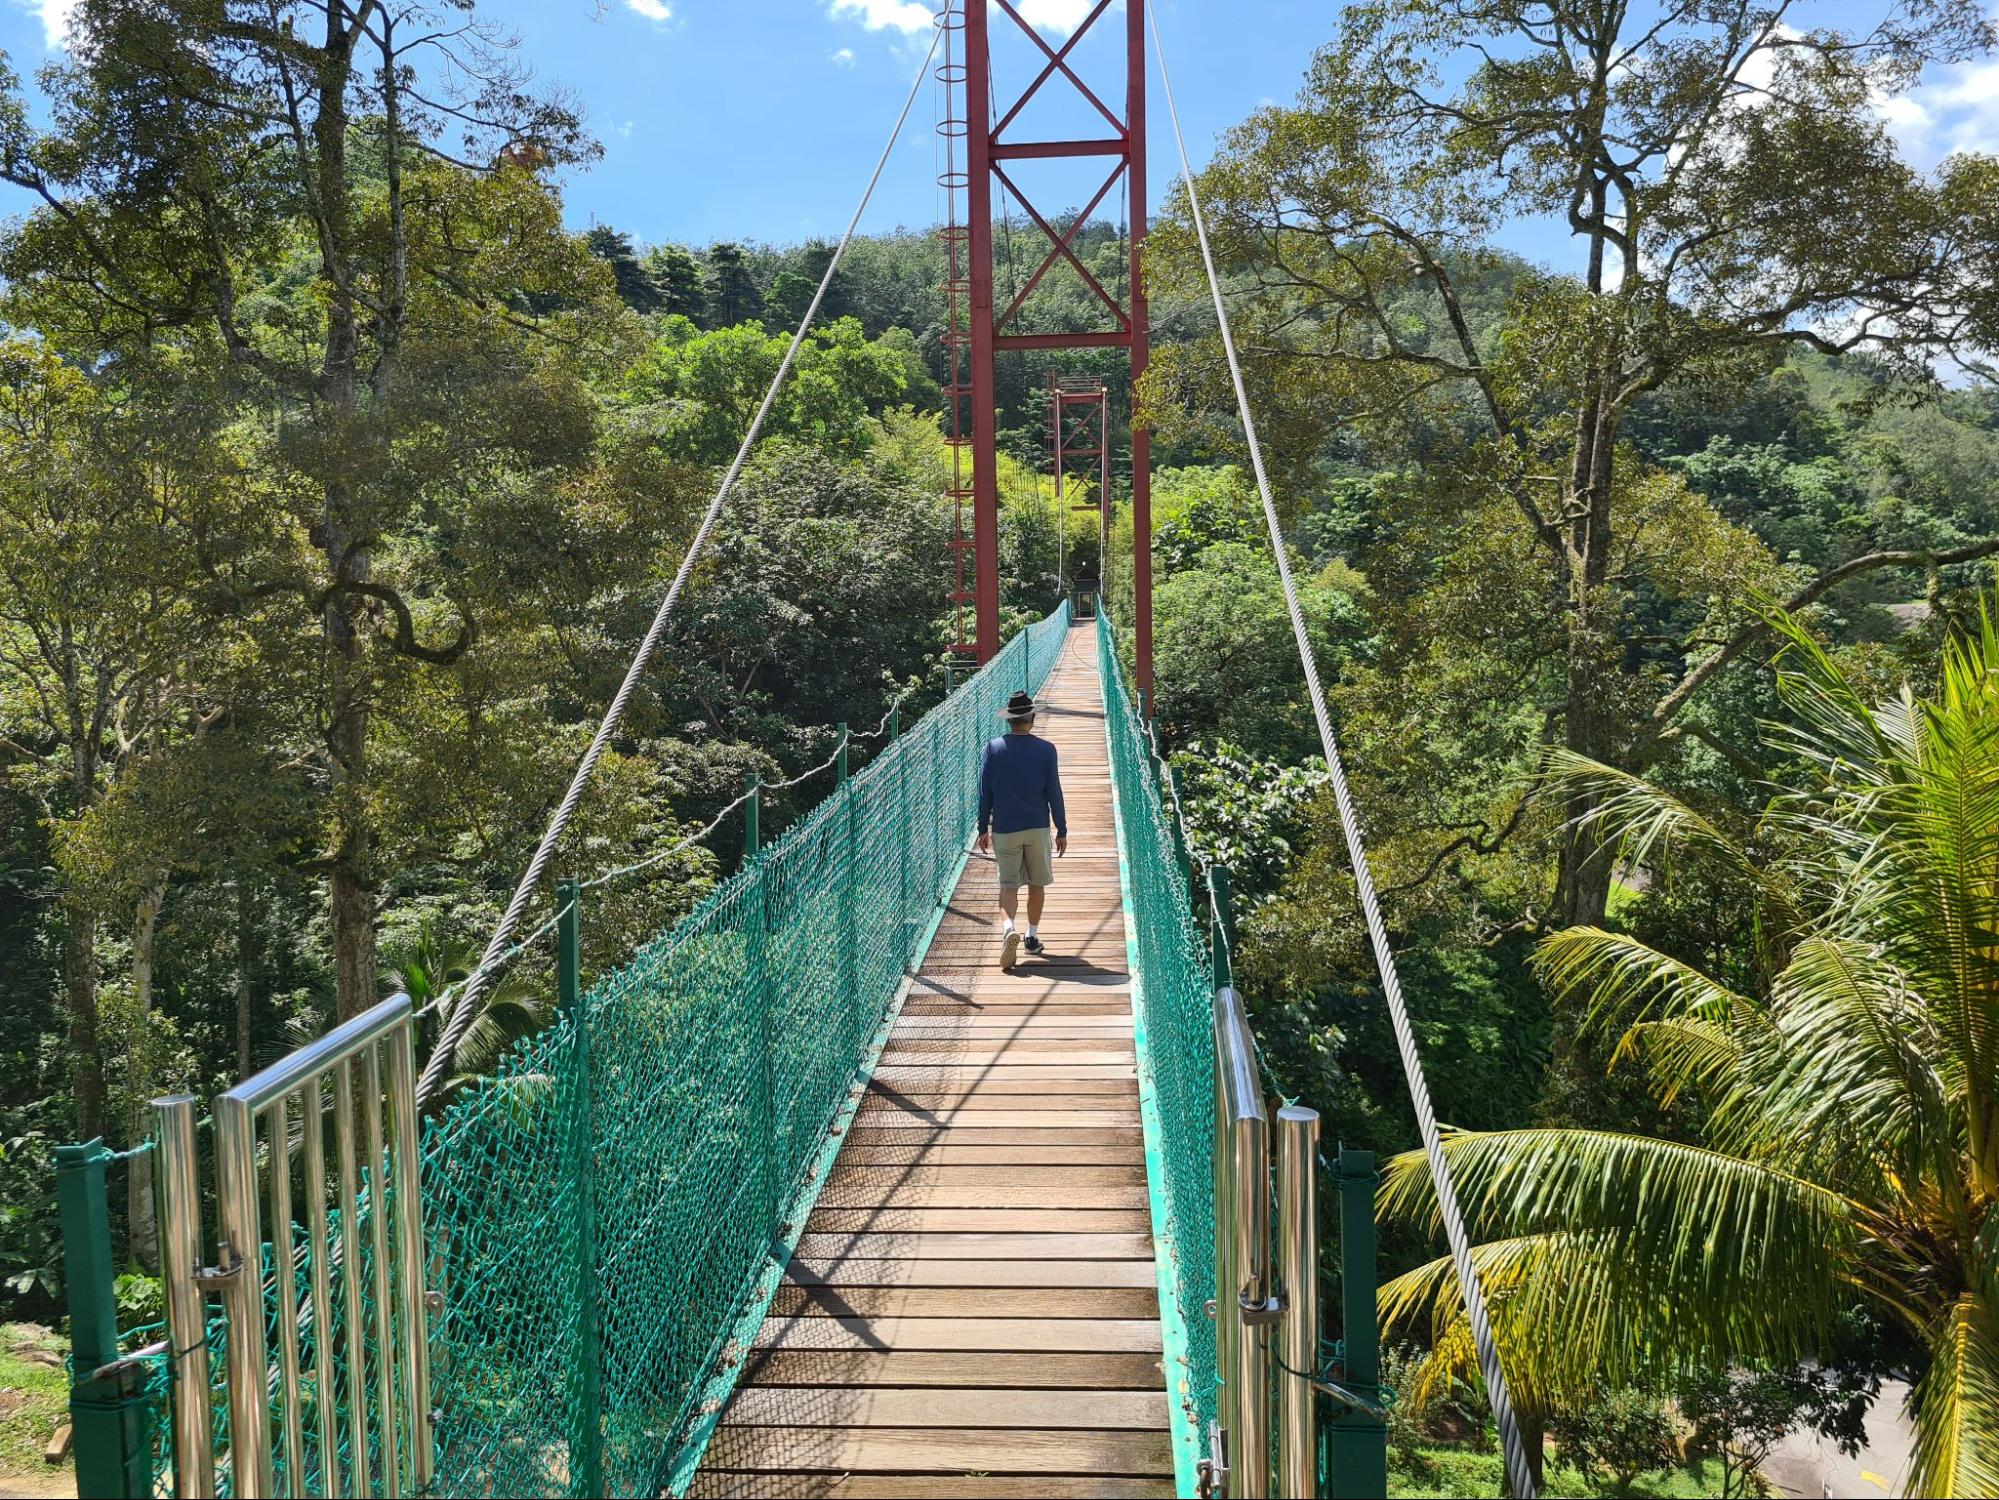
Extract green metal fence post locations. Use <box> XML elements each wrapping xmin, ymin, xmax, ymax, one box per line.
<box><xmin>55</xmin><ymin>1140</ymin><xmax>151</xmax><ymax>1499</ymax></box>
<box><xmin>556</xmin><ymin>880</ymin><xmax>604</xmax><ymax>1500</ymax></box>
<box><xmin>1211</xmin><ymin>864</ymin><xmax>1236</xmax><ymax>990</ymax></box>
<box><xmin>743</xmin><ymin>798</ymin><xmax>779</xmax><ymax>1230</ymax></box>
<box><xmin>1327</xmin><ymin>1147</ymin><xmax>1388</xmax><ymax>1499</ymax></box>
<box><xmin>1164</xmin><ymin>764</ymin><xmax>1195</xmax><ymax>894</ymax></box>
<box><xmin>838</xmin><ymin>724</ymin><xmax>861</xmax><ymax>1047</ymax></box>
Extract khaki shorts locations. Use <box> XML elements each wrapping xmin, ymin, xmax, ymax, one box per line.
<box><xmin>993</xmin><ymin>827</ymin><xmax>1055</xmax><ymax>889</ymax></box>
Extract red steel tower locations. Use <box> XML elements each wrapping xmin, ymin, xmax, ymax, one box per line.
<box><xmin>1048</xmin><ymin>374</ymin><xmax>1110</xmax><ymax>611</ymax></box>
<box><xmin>960</xmin><ymin>0</ymin><xmax>1153</xmax><ymax>693</ymax></box>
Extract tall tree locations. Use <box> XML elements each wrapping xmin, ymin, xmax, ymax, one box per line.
<box><xmin>0</xmin><ymin>342</ymin><xmax>210</xmax><ymax>1142</ymax></box>
<box><xmin>1147</xmin><ymin>0</ymin><xmax>1999</xmax><ymax>925</ymax></box>
<box><xmin>703</xmin><ymin>241</ymin><xmax>763</xmax><ymax>327</ymax></box>
<box><xmin>645</xmin><ymin>242</ymin><xmax>707</xmax><ymax>321</ymax></box>
<box><xmin>0</xmin><ymin>0</ymin><xmax>618</xmax><ymax>1021</ymax></box>
<box><xmin>586</xmin><ymin>223</ymin><xmax>662</xmax><ymax>313</ymax></box>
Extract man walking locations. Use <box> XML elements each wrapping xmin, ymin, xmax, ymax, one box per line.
<box><xmin>976</xmin><ymin>689</ymin><xmax>1069</xmax><ymax>970</ymax></box>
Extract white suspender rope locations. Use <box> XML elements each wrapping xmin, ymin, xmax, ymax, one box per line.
<box><xmin>1144</xmin><ymin>10</ymin><xmax>1539</xmax><ymax>1496</ymax></box>
<box><xmin>418</xmin><ymin>21</ymin><xmax>946</xmax><ymax>1108</ymax></box>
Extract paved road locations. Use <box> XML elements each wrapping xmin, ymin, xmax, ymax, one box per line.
<box><xmin>1762</xmin><ymin>1380</ymin><xmax>1912</xmax><ymax>1499</ymax></box>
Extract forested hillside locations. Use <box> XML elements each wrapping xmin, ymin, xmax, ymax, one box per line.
<box><xmin>4</xmin><ymin>0</ymin><xmax>1999</xmax><ymax>1494</ymax></box>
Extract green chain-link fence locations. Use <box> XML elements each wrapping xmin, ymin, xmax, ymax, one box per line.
<box><xmin>79</xmin><ymin>605</ymin><xmax>1071</xmax><ymax>1500</ymax></box>
<box><xmin>418</xmin><ymin>602</ymin><xmax>1072</xmax><ymax>1498</ymax></box>
<box><xmin>1097</xmin><ymin>609</ymin><xmax>1220</xmax><ymax>1451</ymax></box>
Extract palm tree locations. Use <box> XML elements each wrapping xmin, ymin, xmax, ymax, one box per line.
<box><xmin>1377</xmin><ymin>603</ymin><xmax>1999</xmax><ymax>1497</ymax></box>
<box><xmin>382</xmin><ymin>923</ymin><xmax>554</xmax><ymax>1113</ymax></box>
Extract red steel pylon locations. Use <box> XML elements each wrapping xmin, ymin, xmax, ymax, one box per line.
<box><xmin>936</xmin><ymin>3</ymin><xmax>978</xmax><ymax>662</ymax></box>
<box><xmin>957</xmin><ymin>0</ymin><xmax>1153</xmax><ymax>694</ymax></box>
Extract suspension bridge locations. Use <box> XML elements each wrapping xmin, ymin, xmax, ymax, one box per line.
<box><xmin>50</xmin><ymin>4</ymin><xmax>1539</xmax><ymax>1498</ymax></box>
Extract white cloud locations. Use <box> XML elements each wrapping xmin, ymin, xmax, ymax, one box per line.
<box><xmin>617</xmin><ymin>120</ymin><xmax>636</xmax><ymax>138</ymax></box>
<box><xmin>1013</xmin><ymin>0</ymin><xmax>1095</xmax><ymax>31</ymax></box>
<box><xmin>826</xmin><ymin>0</ymin><xmax>933</xmax><ymax>34</ymax></box>
<box><xmin>624</xmin><ymin>0</ymin><xmax>673</xmax><ymax>22</ymax></box>
<box><xmin>831</xmin><ymin>47</ymin><xmax>857</xmax><ymax>67</ymax></box>
<box><xmin>827</xmin><ymin>0</ymin><xmax>1103</xmax><ymax>39</ymax></box>
<box><xmin>1873</xmin><ymin>6</ymin><xmax>1999</xmax><ymax>164</ymax></box>
<box><xmin>13</xmin><ymin>0</ymin><xmax>79</xmax><ymax>49</ymax></box>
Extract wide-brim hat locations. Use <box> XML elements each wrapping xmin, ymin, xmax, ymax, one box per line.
<box><xmin>1004</xmin><ymin>691</ymin><xmax>1037</xmax><ymax>721</ymax></box>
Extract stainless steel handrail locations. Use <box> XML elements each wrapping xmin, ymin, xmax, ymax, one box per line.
<box><xmin>1213</xmin><ymin>986</ymin><xmax>1274</xmax><ymax>1498</ymax></box>
<box><xmin>1209</xmin><ymin>986</ymin><xmax>1321</xmax><ymax>1500</ymax></box>
<box><xmin>159</xmin><ymin>991</ymin><xmax>433</xmax><ymax>1500</ymax></box>
<box><xmin>222</xmin><ymin>993</ymin><xmax>415</xmax><ymax>1113</ymax></box>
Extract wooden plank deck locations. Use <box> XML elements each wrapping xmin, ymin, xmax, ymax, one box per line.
<box><xmin>692</xmin><ymin>621</ymin><xmax>1174</xmax><ymax>1499</ymax></box>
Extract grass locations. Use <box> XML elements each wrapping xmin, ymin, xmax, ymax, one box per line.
<box><xmin>1391</xmin><ymin>1445</ymin><xmax>1731</xmax><ymax>1498</ymax></box>
<box><xmin>0</xmin><ymin>1322</ymin><xmax>71</xmax><ymax>1476</ymax></box>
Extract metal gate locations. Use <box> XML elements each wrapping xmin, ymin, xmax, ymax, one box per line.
<box><xmin>153</xmin><ymin>993</ymin><xmax>434</xmax><ymax>1498</ymax></box>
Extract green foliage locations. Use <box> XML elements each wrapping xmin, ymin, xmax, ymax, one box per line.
<box><xmin>624</xmin><ymin>317</ymin><xmax>912</xmax><ymax>463</ymax></box>
<box><xmin>1153</xmin><ymin>542</ymin><xmax>1371</xmax><ymax>762</ymax></box>
<box><xmin>1380</xmin><ymin>597</ymin><xmax>1999</xmax><ymax>1495</ymax></box>
<box><xmin>1676</xmin><ymin>1362</ymin><xmax>1877</xmax><ymax>1500</ymax></box>
<box><xmin>1169</xmin><ymin>741</ymin><xmax>1328</xmax><ymax>903</ymax></box>
<box><xmin>703</xmin><ymin>242</ymin><xmax>762</xmax><ymax>326</ymax></box>
<box><xmin>112</xmin><ymin>1272</ymin><xmax>163</xmax><ymax>1329</ymax></box>
<box><xmin>1553</xmin><ymin>1387</ymin><xmax>1677</xmax><ymax>1489</ymax></box>
<box><xmin>586</xmin><ymin>225</ymin><xmax>663</xmax><ymax>314</ymax></box>
<box><xmin>0</xmin><ymin>1127</ymin><xmax>60</xmax><ymax>1308</ymax></box>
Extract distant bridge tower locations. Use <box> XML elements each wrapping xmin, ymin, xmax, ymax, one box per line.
<box><xmin>1048</xmin><ymin>374</ymin><xmax>1111</xmax><ymax>612</ymax></box>
<box><xmin>956</xmin><ymin>0</ymin><xmax>1154</xmax><ymax>694</ymax></box>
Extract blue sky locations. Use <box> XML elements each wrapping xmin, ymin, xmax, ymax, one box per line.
<box><xmin>1</xmin><ymin>0</ymin><xmax>1995</xmax><ymax>270</ymax></box>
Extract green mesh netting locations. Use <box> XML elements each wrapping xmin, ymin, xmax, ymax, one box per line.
<box><xmin>1098</xmin><ymin>608</ymin><xmax>1220</xmax><ymax>1445</ymax></box>
<box><xmin>414</xmin><ymin>603</ymin><xmax>1073</xmax><ymax>1498</ymax></box>
<box><xmin>134</xmin><ymin>605</ymin><xmax>1080</xmax><ymax>1499</ymax></box>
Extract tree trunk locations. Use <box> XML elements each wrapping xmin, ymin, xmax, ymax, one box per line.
<box><xmin>126</xmin><ymin>878</ymin><xmax>166</xmax><ymax>1269</ymax></box>
<box><xmin>236</xmin><ymin>877</ymin><xmax>257</xmax><ymax>1074</ymax></box>
<box><xmin>63</xmin><ymin>903</ymin><xmax>106</xmax><ymax>1142</ymax></box>
<box><xmin>1555</xmin><ymin>357</ymin><xmax>1622</xmax><ymax>930</ymax></box>
<box><xmin>314</xmin><ymin>28</ymin><xmax>378</xmax><ymax>1024</ymax></box>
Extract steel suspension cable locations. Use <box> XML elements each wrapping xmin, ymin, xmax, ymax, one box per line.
<box><xmin>1145</xmin><ymin>11</ymin><xmax>1539</xmax><ymax>1497</ymax></box>
<box><xmin>417</xmin><ymin>23</ymin><xmax>946</xmax><ymax>1108</ymax></box>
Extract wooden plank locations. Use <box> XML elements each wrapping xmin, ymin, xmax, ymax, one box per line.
<box><xmin>869</xmin><ymin>1064</ymin><xmax>1137</xmax><ymax>1082</ymax></box>
<box><xmin>822</xmin><ymin>1161</ymin><xmax>1145</xmax><ymax>1189</ymax></box>
<box><xmin>863</xmin><ymin>1080</ymin><xmax>1143</xmax><ymax>1104</ymax></box>
<box><xmin>700</xmin><ymin>1426</ymin><xmax>1173</xmax><ymax>1476</ymax></box>
<box><xmin>835</xmin><ymin>1143</ymin><xmax>1142</xmax><ymax>1166</ymax></box>
<box><xmin>782</xmin><ymin>1258</ymin><xmax>1156</xmax><ymax>1290</ymax></box>
<box><xmin>696</xmin><ymin>632</ymin><xmax>1174</xmax><ymax>1496</ymax></box>
<box><xmin>848</xmin><ymin>1107</ymin><xmax>1141</xmax><ymax>1128</ymax></box>
<box><xmin>872</xmin><ymin>1049</ymin><xmax>1136</xmax><ymax>1067</ymax></box>
<box><xmin>692</xmin><ymin>1476</ymin><xmax>1173</xmax><ymax>1498</ymax></box>
<box><xmin>804</xmin><ymin>1207</ymin><xmax>1151</xmax><ymax>1234</ymax></box>
<box><xmin>838</xmin><ymin>1127</ymin><xmax>1143</xmax><ymax>1149</ymax></box>
<box><xmin>752</xmin><ymin>1317</ymin><xmax>1162</xmax><ymax>1353</ymax></box>
<box><xmin>883</xmin><ymin>1032</ymin><xmax>1137</xmax><ymax>1048</ymax></box>
<box><xmin>768</xmin><ymin>1285</ymin><xmax>1159</xmax><ymax>1320</ymax></box>
<box><xmin>811</xmin><ymin>1176</ymin><xmax>1146</xmax><ymax>1210</ymax></box>
<box><xmin>791</xmin><ymin>1232</ymin><xmax>1156</xmax><ymax>1261</ymax></box>
<box><xmin>721</xmin><ymin>1386</ymin><xmax>1169</xmax><ymax>1429</ymax></box>
<box><xmin>888</xmin><ymin>1020</ymin><xmax>1137</xmax><ymax>1034</ymax></box>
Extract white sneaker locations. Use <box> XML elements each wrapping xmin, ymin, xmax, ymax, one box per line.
<box><xmin>1000</xmin><ymin>929</ymin><xmax>1022</xmax><ymax>970</ymax></box>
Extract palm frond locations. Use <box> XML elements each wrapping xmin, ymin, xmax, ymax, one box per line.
<box><xmin>1541</xmin><ymin>747</ymin><xmax>1779</xmax><ymax>906</ymax></box>
<box><xmin>1732</xmin><ymin>934</ymin><xmax>1952</xmax><ymax>1189</ymax></box>
<box><xmin>1378</xmin><ymin>1129</ymin><xmax>1862</xmax><ymax>1366</ymax></box>
<box><xmin>1533</xmin><ymin>924</ymin><xmax>1751</xmax><ymax>1038</ymax></box>
<box><xmin>1608</xmin><ymin>1017</ymin><xmax>1740</xmax><ymax>1108</ymax></box>
<box><xmin>1909</xmin><ymin>1290</ymin><xmax>1999</xmax><ymax>1499</ymax></box>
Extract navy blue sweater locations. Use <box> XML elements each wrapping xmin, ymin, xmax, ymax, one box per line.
<box><xmin>978</xmin><ymin>732</ymin><xmax>1068</xmax><ymax>837</ymax></box>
